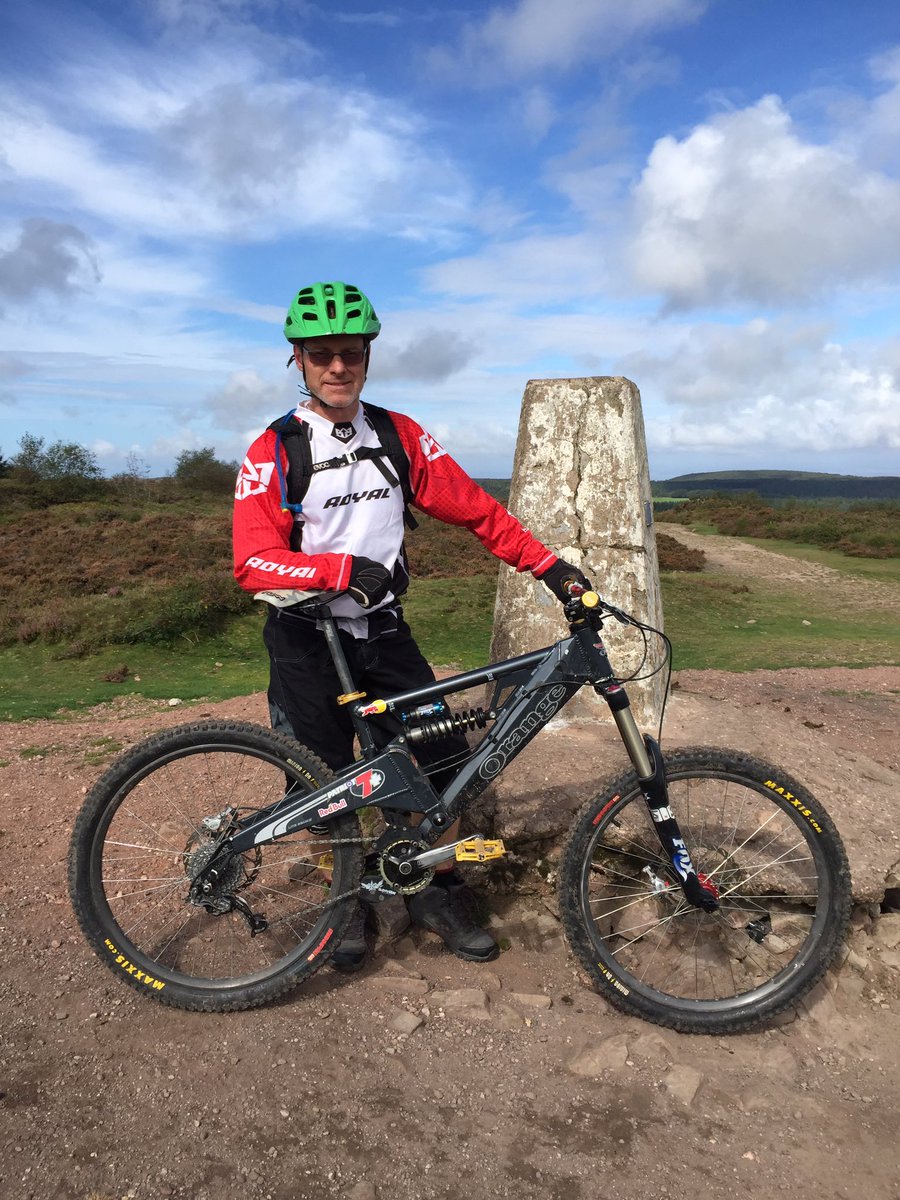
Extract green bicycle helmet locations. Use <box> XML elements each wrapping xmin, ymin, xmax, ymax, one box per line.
<box><xmin>283</xmin><ymin>281</ymin><xmax>381</xmax><ymax>343</ymax></box>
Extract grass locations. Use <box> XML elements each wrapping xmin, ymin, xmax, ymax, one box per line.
<box><xmin>0</xmin><ymin>578</ymin><xmax>498</xmax><ymax>722</ymax></box>
<box><xmin>660</xmin><ymin>572</ymin><xmax>899</xmax><ymax>670</ymax></box>
<box><xmin>658</xmin><ymin>494</ymin><xmax>899</xmax><ymax>557</ymax></box>
<box><xmin>740</xmin><ymin>537</ymin><xmax>900</xmax><ymax>585</ymax></box>
<box><xmin>0</xmin><ymin>615</ymin><xmax>269</xmax><ymax>722</ymax></box>
<box><xmin>401</xmin><ymin>575</ymin><xmax>497</xmax><ymax>669</ymax></box>
<box><xmin>1</xmin><ymin>549</ymin><xmax>896</xmax><ymax>722</ymax></box>
<box><xmin>82</xmin><ymin>736</ymin><xmax>125</xmax><ymax>766</ymax></box>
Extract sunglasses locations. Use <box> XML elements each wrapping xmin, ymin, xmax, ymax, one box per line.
<box><xmin>302</xmin><ymin>347</ymin><xmax>366</xmax><ymax>366</ymax></box>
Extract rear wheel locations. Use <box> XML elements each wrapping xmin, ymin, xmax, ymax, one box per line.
<box><xmin>69</xmin><ymin>720</ymin><xmax>363</xmax><ymax>1011</ymax></box>
<box><xmin>559</xmin><ymin>747</ymin><xmax>851</xmax><ymax>1033</ymax></box>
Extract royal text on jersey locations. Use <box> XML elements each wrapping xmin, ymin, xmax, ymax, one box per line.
<box><xmin>323</xmin><ymin>487</ymin><xmax>392</xmax><ymax>509</ymax></box>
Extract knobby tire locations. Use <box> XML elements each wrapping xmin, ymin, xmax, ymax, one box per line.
<box><xmin>68</xmin><ymin>720</ymin><xmax>363</xmax><ymax>1012</ymax></box>
<box><xmin>559</xmin><ymin>747</ymin><xmax>851</xmax><ymax>1033</ymax></box>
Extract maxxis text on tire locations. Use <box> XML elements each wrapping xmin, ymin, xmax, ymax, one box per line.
<box><xmin>68</xmin><ymin>720</ymin><xmax>363</xmax><ymax>1012</ymax></box>
<box><xmin>558</xmin><ymin>747</ymin><xmax>851</xmax><ymax>1034</ymax></box>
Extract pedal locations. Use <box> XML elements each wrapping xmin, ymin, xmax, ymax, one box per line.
<box><xmin>455</xmin><ymin>837</ymin><xmax>506</xmax><ymax>863</ymax></box>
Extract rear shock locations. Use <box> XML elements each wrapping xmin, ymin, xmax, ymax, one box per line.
<box><xmin>405</xmin><ymin>707</ymin><xmax>491</xmax><ymax>746</ymax></box>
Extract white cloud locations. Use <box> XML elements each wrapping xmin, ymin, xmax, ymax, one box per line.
<box><xmin>331</xmin><ymin>9</ymin><xmax>403</xmax><ymax>27</ymax></box>
<box><xmin>521</xmin><ymin>87</ymin><xmax>557</xmax><ymax>139</ymax></box>
<box><xmin>96</xmin><ymin>242</ymin><xmax>208</xmax><ymax>300</ymax></box>
<box><xmin>204</xmin><ymin>367</ymin><xmax>292</xmax><ymax>434</ymax></box>
<box><xmin>152</xmin><ymin>0</ymin><xmax>273</xmax><ymax>29</ymax></box>
<box><xmin>627</xmin><ymin>95</ymin><xmax>900</xmax><ymax>308</ymax></box>
<box><xmin>373</xmin><ymin>330</ymin><xmax>479</xmax><ymax>383</ymax></box>
<box><xmin>850</xmin><ymin>47</ymin><xmax>900</xmax><ymax>170</ymax></box>
<box><xmin>0</xmin><ymin>219</ymin><xmax>101</xmax><ymax>304</ymax></box>
<box><xmin>434</xmin><ymin>0</ymin><xmax>706</xmax><ymax>78</ymax></box>
<box><xmin>624</xmin><ymin>318</ymin><xmax>900</xmax><ymax>452</ymax></box>
<box><xmin>0</xmin><ymin>59</ymin><xmax>471</xmax><ymax>243</ymax></box>
<box><xmin>423</xmin><ymin>231</ymin><xmax>609</xmax><ymax>302</ymax></box>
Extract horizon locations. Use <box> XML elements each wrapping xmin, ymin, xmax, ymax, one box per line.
<box><xmin>1</xmin><ymin>1</ymin><xmax>899</xmax><ymax>481</ymax></box>
<box><xmin>6</xmin><ymin>443</ymin><xmax>897</xmax><ymax>487</ymax></box>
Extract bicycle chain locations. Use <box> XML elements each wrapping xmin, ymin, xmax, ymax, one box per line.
<box><xmin>280</xmin><ymin>833</ymin><xmax>379</xmax><ymax>910</ymax></box>
<box><xmin>255</xmin><ymin>830</ymin><xmax>431</xmax><ymax>919</ymax></box>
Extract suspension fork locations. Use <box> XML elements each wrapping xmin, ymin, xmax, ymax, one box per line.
<box><xmin>600</xmin><ymin>684</ymin><xmax>719</xmax><ymax>912</ymax></box>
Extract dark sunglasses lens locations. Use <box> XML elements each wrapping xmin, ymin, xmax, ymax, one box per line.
<box><xmin>305</xmin><ymin>349</ymin><xmax>365</xmax><ymax>366</ymax></box>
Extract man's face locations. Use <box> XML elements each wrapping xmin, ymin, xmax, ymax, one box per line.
<box><xmin>294</xmin><ymin>334</ymin><xmax>367</xmax><ymax>419</ymax></box>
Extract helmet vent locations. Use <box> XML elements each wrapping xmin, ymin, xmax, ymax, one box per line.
<box><xmin>283</xmin><ymin>281</ymin><xmax>380</xmax><ymax>342</ymax></box>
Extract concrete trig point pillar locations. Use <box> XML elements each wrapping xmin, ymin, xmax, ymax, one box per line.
<box><xmin>491</xmin><ymin>376</ymin><xmax>665</xmax><ymax>728</ymax></box>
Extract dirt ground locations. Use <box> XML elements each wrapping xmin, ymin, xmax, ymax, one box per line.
<box><xmin>1</xmin><ymin>532</ymin><xmax>898</xmax><ymax>1200</ymax></box>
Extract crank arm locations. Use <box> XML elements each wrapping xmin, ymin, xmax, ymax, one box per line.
<box><xmin>409</xmin><ymin>835</ymin><xmax>506</xmax><ymax>870</ymax></box>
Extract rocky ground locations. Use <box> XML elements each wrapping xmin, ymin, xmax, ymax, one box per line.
<box><xmin>1</xmin><ymin>531</ymin><xmax>898</xmax><ymax>1200</ymax></box>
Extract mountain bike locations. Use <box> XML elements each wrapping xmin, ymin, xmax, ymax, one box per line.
<box><xmin>68</xmin><ymin>585</ymin><xmax>852</xmax><ymax>1033</ymax></box>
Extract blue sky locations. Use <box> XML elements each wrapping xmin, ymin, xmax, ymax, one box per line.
<box><xmin>1</xmin><ymin>0</ymin><xmax>899</xmax><ymax>481</ymax></box>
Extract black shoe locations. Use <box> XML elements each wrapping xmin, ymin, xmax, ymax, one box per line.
<box><xmin>407</xmin><ymin>873</ymin><xmax>499</xmax><ymax>963</ymax></box>
<box><xmin>331</xmin><ymin>903</ymin><xmax>369</xmax><ymax>973</ymax></box>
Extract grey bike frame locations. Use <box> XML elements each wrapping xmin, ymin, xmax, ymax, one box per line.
<box><xmin>229</xmin><ymin>615</ymin><xmax>620</xmax><ymax>853</ymax></box>
<box><xmin>220</xmin><ymin>602</ymin><xmax>717</xmax><ymax>911</ymax></box>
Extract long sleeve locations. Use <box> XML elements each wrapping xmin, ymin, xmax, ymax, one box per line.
<box><xmin>232</xmin><ymin>429</ymin><xmax>354</xmax><ymax>594</ymax></box>
<box><xmin>389</xmin><ymin>412</ymin><xmax>557</xmax><ymax>576</ymax></box>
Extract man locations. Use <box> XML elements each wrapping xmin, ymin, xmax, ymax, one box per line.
<box><xmin>233</xmin><ymin>280</ymin><xmax>588</xmax><ymax>970</ymax></box>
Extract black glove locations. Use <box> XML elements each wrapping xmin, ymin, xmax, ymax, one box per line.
<box><xmin>347</xmin><ymin>557</ymin><xmax>392</xmax><ymax>609</ymax></box>
<box><xmin>540</xmin><ymin>559</ymin><xmax>592</xmax><ymax>602</ymax></box>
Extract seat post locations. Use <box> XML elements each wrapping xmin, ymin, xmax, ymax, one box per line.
<box><xmin>315</xmin><ymin>605</ymin><xmax>377</xmax><ymax>755</ymax></box>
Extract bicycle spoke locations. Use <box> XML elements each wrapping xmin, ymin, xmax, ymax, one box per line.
<box><xmin>562</xmin><ymin>751</ymin><xmax>849</xmax><ymax>1029</ymax></box>
<box><xmin>72</xmin><ymin>726</ymin><xmax>362</xmax><ymax>1003</ymax></box>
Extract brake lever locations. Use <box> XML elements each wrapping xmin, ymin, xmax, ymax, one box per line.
<box><xmin>565</xmin><ymin>586</ymin><xmax>633</xmax><ymax>627</ymax></box>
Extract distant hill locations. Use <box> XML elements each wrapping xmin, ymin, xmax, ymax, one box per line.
<box><xmin>475</xmin><ymin>479</ymin><xmax>511</xmax><ymax>504</ymax></box>
<box><xmin>651</xmin><ymin>470</ymin><xmax>900</xmax><ymax>501</ymax></box>
<box><xmin>479</xmin><ymin>472</ymin><xmax>899</xmax><ymax>503</ymax></box>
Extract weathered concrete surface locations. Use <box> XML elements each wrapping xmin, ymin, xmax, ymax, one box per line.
<box><xmin>491</xmin><ymin>376</ymin><xmax>665</xmax><ymax>727</ymax></box>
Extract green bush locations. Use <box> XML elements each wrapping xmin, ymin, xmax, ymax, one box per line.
<box><xmin>8</xmin><ymin>433</ymin><xmax>106</xmax><ymax>505</ymax></box>
<box><xmin>658</xmin><ymin>494</ymin><xmax>899</xmax><ymax>558</ymax></box>
<box><xmin>173</xmin><ymin>448</ymin><xmax>238</xmax><ymax>493</ymax></box>
<box><xmin>122</xmin><ymin>572</ymin><xmax>253</xmax><ymax>646</ymax></box>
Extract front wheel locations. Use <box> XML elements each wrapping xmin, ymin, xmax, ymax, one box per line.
<box><xmin>69</xmin><ymin>720</ymin><xmax>364</xmax><ymax>1012</ymax></box>
<box><xmin>559</xmin><ymin>747</ymin><xmax>851</xmax><ymax>1033</ymax></box>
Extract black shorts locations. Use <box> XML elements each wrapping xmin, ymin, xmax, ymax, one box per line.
<box><xmin>263</xmin><ymin>607</ymin><xmax>468</xmax><ymax>784</ymax></box>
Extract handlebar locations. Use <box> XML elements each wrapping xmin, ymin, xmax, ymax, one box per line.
<box><xmin>256</xmin><ymin>580</ymin><xmax>634</xmax><ymax>628</ymax></box>
<box><xmin>563</xmin><ymin>584</ymin><xmax>633</xmax><ymax>627</ymax></box>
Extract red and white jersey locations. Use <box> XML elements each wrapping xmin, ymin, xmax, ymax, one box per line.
<box><xmin>233</xmin><ymin>401</ymin><xmax>557</xmax><ymax>624</ymax></box>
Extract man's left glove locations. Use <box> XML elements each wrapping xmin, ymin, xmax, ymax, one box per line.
<box><xmin>540</xmin><ymin>559</ymin><xmax>592</xmax><ymax>602</ymax></box>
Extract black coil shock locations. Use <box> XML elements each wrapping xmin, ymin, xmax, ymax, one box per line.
<box><xmin>405</xmin><ymin>707</ymin><xmax>490</xmax><ymax>745</ymax></box>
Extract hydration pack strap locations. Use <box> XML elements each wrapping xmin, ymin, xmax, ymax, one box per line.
<box><xmin>311</xmin><ymin>445</ymin><xmax>399</xmax><ymax>488</ymax></box>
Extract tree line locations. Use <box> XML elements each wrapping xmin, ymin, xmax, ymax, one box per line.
<box><xmin>0</xmin><ymin>433</ymin><xmax>238</xmax><ymax>504</ymax></box>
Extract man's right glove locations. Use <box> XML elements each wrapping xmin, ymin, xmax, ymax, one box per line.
<box><xmin>540</xmin><ymin>558</ymin><xmax>592</xmax><ymax>602</ymax></box>
<box><xmin>347</xmin><ymin>556</ymin><xmax>393</xmax><ymax>609</ymax></box>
